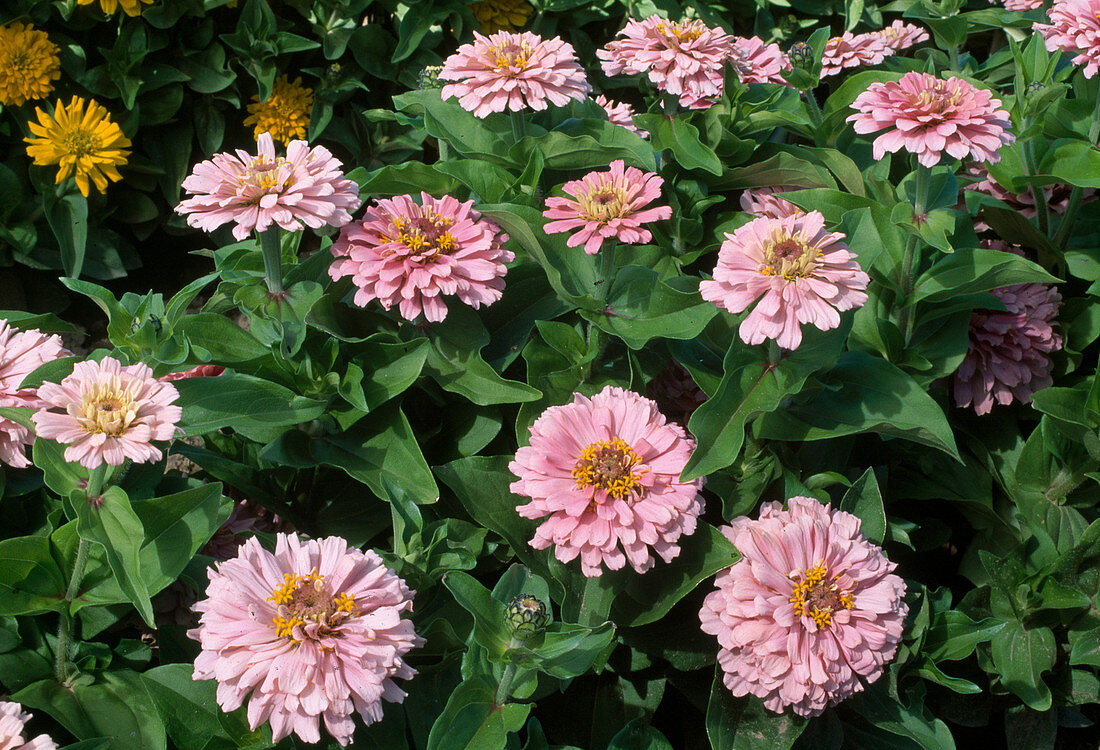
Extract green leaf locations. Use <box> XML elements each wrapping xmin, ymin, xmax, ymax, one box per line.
<box><xmin>706</xmin><ymin>677</ymin><xmax>806</xmax><ymax>750</ymax></box>
<box><xmin>1070</xmin><ymin>626</ymin><xmax>1100</xmax><ymax>667</ymax></box>
<box><xmin>443</xmin><ymin>571</ymin><xmax>512</xmax><ymax>661</ymax></box>
<box><xmin>1004</xmin><ymin>706</ymin><xmax>1056</xmax><ymax>750</ymax></box>
<box><xmin>0</xmin><ymin>535</ymin><xmax>66</xmax><ymax>616</ymax></box>
<box><xmin>176</xmin><ymin>314</ymin><xmax>270</xmax><ymax>362</ymax></box>
<box><xmin>175</xmin><ymin>373</ymin><xmax>326</xmax><ymax>443</ymax></box>
<box><xmin>522</xmin><ymin>621</ymin><xmax>616</xmax><ymax>678</ymax></box>
<box><xmin>839</xmin><ymin>468</ymin><xmax>886</xmax><ymax>544</ymax></box>
<box><xmin>509</xmin><ymin>126</ymin><xmax>656</xmax><ymax>172</ymax></box>
<box><xmin>425</xmin><ymin>675</ymin><xmax>531</xmax><ymax>750</ymax></box>
<box><xmin>1036</xmin><ymin>139</ymin><xmax>1100</xmax><ymax>188</ymax></box>
<box><xmin>923</xmin><ymin>612</ymin><xmax>1004</xmax><ymax>662</ymax></box>
<box><xmin>345</xmin><ymin>339</ymin><xmax>429</xmax><ymax>410</ymax></box>
<box><xmin>73</xmin><ymin>487</ymin><xmax>155</xmax><ymax>628</ymax></box>
<box><xmin>46</xmin><ymin>194</ymin><xmax>89</xmax><ymax>279</ymax></box>
<box><xmin>991</xmin><ymin>621</ymin><xmax>1056</xmax><ymax>711</ymax></box>
<box><xmin>848</xmin><ymin>684</ymin><xmax>956</xmax><ymax>750</ymax></box>
<box><xmin>393</xmin><ymin>90</ymin><xmax>513</xmax><ymax>166</ymax></box>
<box><xmin>607</xmin><ymin>718</ymin><xmax>674</xmax><ymax>750</ymax></box>
<box><xmin>911</xmin><ymin>249</ymin><xmax>1059</xmax><ymax>304</ymax></box>
<box><xmin>634</xmin><ymin>114</ymin><xmax>722</xmax><ymax>175</ymax></box>
<box><xmin>143</xmin><ymin>663</ymin><xmax>271</xmax><ymax>749</ymax></box>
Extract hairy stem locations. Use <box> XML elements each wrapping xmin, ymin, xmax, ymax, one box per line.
<box><xmin>897</xmin><ymin>165</ymin><xmax>931</xmax><ymax>343</ymax></box>
<box><xmin>494</xmin><ymin>637</ymin><xmax>526</xmax><ymax>705</ymax></box>
<box><xmin>259</xmin><ymin>229</ymin><xmax>284</xmax><ymax>296</ymax></box>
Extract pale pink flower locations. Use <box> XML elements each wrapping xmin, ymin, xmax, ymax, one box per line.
<box><xmin>961</xmin><ymin>161</ymin><xmax>1089</xmax><ymax>231</ymax></box>
<box><xmin>820</xmin><ymin>32</ymin><xmax>889</xmax><ymax>77</ymax></box>
<box><xmin>176</xmin><ymin>132</ymin><xmax>361</xmax><ymax>241</ymax></box>
<box><xmin>594</xmin><ymin>94</ymin><xmax>648</xmax><ymax>138</ymax></box>
<box><xmin>0</xmin><ymin>320</ymin><xmax>70</xmax><ymax>468</ymax></box>
<box><xmin>328</xmin><ymin>192</ymin><xmax>513</xmax><ymax>322</ymax></box>
<box><xmin>954</xmin><ymin>241</ymin><xmax>1063</xmax><ymax>415</ymax></box>
<box><xmin>510</xmin><ymin>385</ymin><xmax>704</xmax><ymax>577</ymax></box>
<box><xmin>32</xmin><ymin>357</ymin><xmax>181</xmax><ymax>469</ymax></box>
<box><xmin>847</xmin><ymin>72</ymin><xmax>1015</xmax><ymax>167</ymax></box>
<box><xmin>874</xmin><ymin>21</ymin><xmax>930</xmax><ymax>52</ymax></box>
<box><xmin>646</xmin><ymin>361</ymin><xmax>707</xmax><ymax>427</ymax></box>
<box><xmin>1036</xmin><ymin>0</ymin><xmax>1100</xmax><ymax>77</ymax></box>
<box><xmin>997</xmin><ymin>0</ymin><xmax>1043</xmax><ymax>9</ymax></box>
<box><xmin>439</xmin><ymin>30</ymin><xmax>590</xmax><ymax>118</ymax></box>
<box><xmin>740</xmin><ymin>186</ymin><xmax>804</xmax><ymax>219</ymax></box>
<box><xmin>598</xmin><ymin>16</ymin><xmax>734</xmax><ymax>109</ymax></box>
<box><xmin>729</xmin><ymin>36</ymin><xmax>791</xmax><ymax>85</ymax></box>
<box><xmin>700</xmin><ymin>211</ymin><xmax>869</xmax><ymax>351</ymax></box>
<box><xmin>700</xmin><ymin>496</ymin><xmax>908</xmax><ymax>717</ymax></box>
<box><xmin>0</xmin><ymin>700</ymin><xmax>57</xmax><ymax>750</ymax></box>
<box><xmin>542</xmin><ymin>160</ymin><xmax>672</xmax><ymax>254</ymax></box>
<box><xmin>160</xmin><ymin>364</ymin><xmax>226</xmax><ymax>382</ymax></box>
<box><xmin>189</xmin><ymin>533</ymin><xmax>421</xmax><ymax>746</ymax></box>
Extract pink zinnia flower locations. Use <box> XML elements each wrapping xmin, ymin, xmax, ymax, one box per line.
<box><xmin>961</xmin><ymin>162</ymin><xmax>1090</xmax><ymax>231</ymax></box>
<box><xmin>510</xmin><ymin>385</ymin><xmax>704</xmax><ymax>577</ymax></box>
<box><xmin>31</xmin><ymin>357</ymin><xmax>181</xmax><ymax>469</ymax></box>
<box><xmin>598</xmin><ymin>16</ymin><xmax>734</xmax><ymax>109</ymax></box>
<box><xmin>646</xmin><ymin>361</ymin><xmax>707</xmax><ymax>427</ymax></box>
<box><xmin>160</xmin><ymin>364</ymin><xmax>226</xmax><ymax>382</ymax></box>
<box><xmin>439</xmin><ymin>30</ymin><xmax>591</xmax><ymax>118</ymax></box>
<box><xmin>820</xmin><ymin>32</ymin><xmax>889</xmax><ymax>77</ymax></box>
<box><xmin>0</xmin><ymin>700</ymin><xmax>57</xmax><ymax>750</ymax></box>
<box><xmin>740</xmin><ymin>186</ymin><xmax>804</xmax><ymax>219</ymax></box>
<box><xmin>700</xmin><ymin>211</ymin><xmax>869</xmax><ymax>351</ymax></box>
<box><xmin>189</xmin><ymin>533</ymin><xmax>421</xmax><ymax>746</ymax></box>
<box><xmin>847</xmin><ymin>72</ymin><xmax>1015</xmax><ymax>167</ymax></box>
<box><xmin>1037</xmin><ymin>0</ymin><xmax>1100</xmax><ymax>77</ymax></box>
<box><xmin>729</xmin><ymin>36</ymin><xmax>791</xmax><ymax>85</ymax></box>
<box><xmin>998</xmin><ymin>0</ymin><xmax>1043</xmax><ymax>9</ymax></box>
<box><xmin>328</xmin><ymin>192</ymin><xmax>513</xmax><ymax>323</ymax></box>
<box><xmin>700</xmin><ymin>496</ymin><xmax>908</xmax><ymax>717</ymax></box>
<box><xmin>954</xmin><ymin>241</ymin><xmax>1063</xmax><ymax>415</ymax></box>
<box><xmin>542</xmin><ymin>160</ymin><xmax>672</xmax><ymax>254</ymax></box>
<box><xmin>0</xmin><ymin>320</ymin><xmax>70</xmax><ymax>468</ymax></box>
<box><xmin>594</xmin><ymin>94</ymin><xmax>648</xmax><ymax>138</ymax></box>
<box><xmin>874</xmin><ymin>21</ymin><xmax>930</xmax><ymax>52</ymax></box>
<box><xmin>176</xmin><ymin>132</ymin><xmax>361</xmax><ymax>241</ymax></box>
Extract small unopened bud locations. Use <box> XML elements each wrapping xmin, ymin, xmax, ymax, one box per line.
<box><xmin>788</xmin><ymin>42</ymin><xmax>815</xmax><ymax>70</ymax></box>
<box><xmin>418</xmin><ymin>65</ymin><xmax>444</xmax><ymax>89</ymax></box>
<box><xmin>506</xmin><ymin>594</ymin><xmax>550</xmax><ymax>639</ymax></box>
<box><xmin>1026</xmin><ymin>81</ymin><xmax>1044</xmax><ymax>97</ymax></box>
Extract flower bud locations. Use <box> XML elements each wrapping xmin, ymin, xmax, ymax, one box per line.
<box><xmin>1025</xmin><ymin>81</ymin><xmax>1044</xmax><ymax>98</ymax></box>
<box><xmin>506</xmin><ymin>594</ymin><xmax>550</xmax><ymax>638</ymax></box>
<box><xmin>418</xmin><ymin>65</ymin><xmax>444</xmax><ymax>89</ymax></box>
<box><xmin>788</xmin><ymin>42</ymin><xmax>815</xmax><ymax>71</ymax></box>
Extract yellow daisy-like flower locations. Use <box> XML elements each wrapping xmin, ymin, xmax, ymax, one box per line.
<box><xmin>24</xmin><ymin>96</ymin><xmax>131</xmax><ymax>198</ymax></box>
<box><xmin>0</xmin><ymin>22</ymin><xmax>60</xmax><ymax>107</ymax></box>
<box><xmin>468</xmin><ymin>0</ymin><xmax>534</xmax><ymax>33</ymax></box>
<box><xmin>76</xmin><ymin>0</ymin><xmax>154</xmax><ymax>16</ymax></box>
<box><xmin>243</xmin><ymin>75</ymin><xmax>314</xmax><ymax>145</ymax></box>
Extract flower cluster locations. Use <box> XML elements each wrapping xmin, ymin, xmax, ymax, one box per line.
<box><xmin>820</xmin><ymin>32</ymin><xmax>889</xmax><ymax>77</ymax></box>
<box><xmin>728</xmin><ymin>36</ymin><xmax>790</xmax><ymax>85</ymax></box>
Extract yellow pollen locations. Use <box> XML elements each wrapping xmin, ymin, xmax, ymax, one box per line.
<box><xmin>489</xmin><ymin>41</ymin><xmax>533</xmax><ymax>72</ymax></box>
<box><xmin>788</xmin><ymin>561</ymin><xmax>854</xmax><ymax>630</ymax></box>
<box><xmin>384</xmin><ymin>209</ymin><xmax>458</xmax><ymax>262</ymax></box>
<box><xmin>572</xmin><ymin>437</ymin><xmax>644</xmax><ymax>502</ymax></box>
<box><xmin>760</xmin><ymin>231</ymin><xmax>821</xmax><ymax>280</ymax></box>
<box><xmin>268</xmin><ymin>569</ymin><xmax>358</xmax><ymax>645</ymax></box>
<box><xmin>579</xmin><ymin>185</ymin><xmax>629</xmax><ymax>223</ymax></box>
<box><xmin>657</xmin><ymin>20</ymin><xmax>704</xmax><ymax>43</ymax></box>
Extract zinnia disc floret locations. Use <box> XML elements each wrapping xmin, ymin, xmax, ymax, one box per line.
<box><xmin>699</xmin><ymin>211</ymin><xmax>869</xmax><ymax>351</ymax></box>
<box><xmin>1035</xmin><ymin>0</ymin><xmax>1100</xmax><ymax>77</ymax></box>
<box><xmin>0</xmin><ymin>22</ymin><xmax>61</xmax><ymax>106</ymax></box>
<box><xmin>543</xmin><ymin>160</ymin><xmax>672</xmax><ymax>254</ymax></box>
<box><xmin>700</xmin><ymin>497</ymin><xmax>908</xmax><ymax>717</ymax></box>
<box><xmin>329</xmin><ymin>192</ymin><xmax>513</xmax><ymax>322</ymax></box>
<box><xmin>439</xmin><ymin>30</ymin><xmax>591</xmax><ymax>117</ymax></box>
<box><xmin>188</xmin><ymin>533</ymin><xmax>422</xmax><ymax>746</ymax></box>
<box><xmin>31</xmin><ymin>357</ymin><xmax>181</xmax><ymax>469</ymax></box>
<box><xmin>176</xmin><ymin>132</ymin><xmax>361</xmax><ymax>241</ymax></box>
<box><xmin>0</xmin><ymin>700</ymin><xmax>57</xmax><ymax>750</ymax></box>
<box><xmin>0</xmin><ymin>320</ymin><xmax>70</xmax><ymax>469</ymax></box>
<box><xmin>24</xmin><ymin>96</ymin><xmax>131</xmax><ymax>198</ymax></box>
<box><xmin>510</xmin><ymin>385</ymin><xmax>705</xmax><ymax>577</ymax></box>
<box><xmin>598</xmin><ymin>16</ymin><xmax>734</xmax><ymax>109</ymax></box>
<box><xmin>847</xmin><ymin>72</ymin><xmax>1015</xmax><ymax>167</ymax></box>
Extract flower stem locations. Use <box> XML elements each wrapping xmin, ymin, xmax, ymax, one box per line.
<box><xmin>259</xmin><ymin>229</ymin><xmax>284</xmax><ymax>296</ymax></box>
<box><xmin>802</xmin><ymin>89</ymin><xmax>824</xmax><ymax>137</ymax></box>
<box><xmin>494</xmin><ymin>637</ymin><xmax>525</xmax><ymax>705</ymax></box>
<box><xmin>897</xmin><ymin>165</ymin><xmax>931</xmax><ymax>344</ymax></box>
<box><xmin>55</xmin><ymin>536</ymin><xmax>90</xmax><ymax>683</ymax></box>
<box><xmin>1023</xmin><ymin>118</ymin><xmax>1050</xmax><ymax>236</ymax></box>
<box><xmin>597</xmin><ymin>241</ymin><xmax>617</xmax><ymax>303</ymax></box>
<box><xmin>509</xmin><ymin>110</ymin><xmax>527</xmax><ymax>144</ymax></box>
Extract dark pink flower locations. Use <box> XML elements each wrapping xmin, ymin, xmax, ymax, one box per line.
<box><xmin>160</xmin><ymin>364</ymin><xmax>225</xmax><ymax>382</ymax></box>
<box><xmin>646</xmin><ymin>361</ymin><xmax>707</xmax><ymax>426</ymax></box>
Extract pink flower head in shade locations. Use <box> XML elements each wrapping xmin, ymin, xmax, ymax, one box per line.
<box><xmin>874</xmin><ymin>21</ymin><xmax>930</xmax><ymax>52</ymax></box>
<box><xmin>160</xmin><ymin>364</ymin><xmax>225</xmax><ymax>382</ymax></box>
<box><xmin>31</xmin><ymin>357</ymin><xmax>181</xmax><ymax>469</ymax></box>
<box><xmin>700</xmin><ymin>497</ymin><xmax>908</xmax><ymax>717</ymax></box>
<box><xmin>328</xmin><ymin>192</ymin><xmax>513</xmax><ymax>323</ymax></box>
<box><xmin>646</xmin><ymin>361</ymin><xmax>707</xmax><ymax>427</ymax></box>
<box><xmin>961</xmin><ymin>161</ymin><xmax>1091</xmax><ymax>231</ymax></box>
<box><xmin>594</xmin><ymin>94</ymin><xmax>648</xmax><ymax>138</ymax></box>
<box><xmin>542</xmin><ymin>160</ymin><xmax>672</xmax><ymax>254</ymax></box>
<box><xmin>597</xmin><ymin>16</ymin><xmax>734</xmax><ymax>109</ymax></box>
<box><xmin>176</xmin><ymin>132</ymin><xmax>361</xmax><ymax>241</ymax></box>
<box><xmin>847</xmin><ymin>72</ymin><xmax>1015</xmax><ymax>168</ymax></box>
<box><xmin>1036</xmin><ymin>0</ymin><xmax>1100</xmax><ymax>77</ymax></box>
<box><xmin>998</xmin><ymin>0</ymin><xmax>1043</xmax><ymax>9</ymax></box>
<box><xmin>509</xmin><ymin>385</ymin><xmax>704</xmax><ymax>577</ymax></box>
<box><xmin>439</xmin><ymin>30</ymin><xmax>591</xmax><ymax>118</ymax></box>
<box><xmin>0</xmin><ymin>320</ymin><xmax>70</xmax><ymax>468</ymax></box>
<box><xmin>740</xmin><ymin>186</ymin><xmax>804</xmax><ymax>219</ymax></box>
<box><xmin>728</xmin><ymin>36</ymin><xmax>791</xmax><ymax>85</ymax></box>
<box><xmin>820</xmin><ymin>32</ymin><xmax>889</xmax><ymax>77</ymax></box>
<box><xmin>188</xmin><ymin>533</ymin><xmax>422</xmax><ymax>747</ymax></box>
<box><xmin>954</xmin><ymin>241</ymin><xmax>1063</xmax><ymax>415</ymax></box>
<box><xmin>0</xmin><ymin>700</ymin><xmax>57</xmax><ymax>750</ymax></box>
<box><xmin>700</xmin><ymin>211</ymin><xmax>869</xmax><ymax>351</ymax></box>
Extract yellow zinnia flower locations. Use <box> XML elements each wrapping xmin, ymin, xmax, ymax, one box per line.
<box><xmin>243</xmin><ymin>75</ymin><xmax>314</xmax><ymax>145</ymax></box>
<box><xmin>0</xmin><ymin>22</ymin><xmax>61</xmax><ymax>107</ymax></box>
<box><xmin>24</xmin><ymin>96</ymin><xmax>131</xmax><ymax>197</ymax></box>
<box><xmin>76</xmin><ymin>0</ymin><xmax>154</xmax><ymax>16</ymax></box>
<box><xmin>468</xmin><ymin>0</ymin><xmax>534</xmax><ymax>33</ymax></box>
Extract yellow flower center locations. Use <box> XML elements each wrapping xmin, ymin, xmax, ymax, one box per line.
<box><xmin>579</xmin><ymin>185</ymin><xmax>630</xmax><ymax>223</ymax></box>
<box><xmin>490</xmin><ymin>41</ymin><xmax>533</xmax><ymax>72</ymax></box>
<box><xmin>760</xmin><ymin>233</ymin><xmax>821</xmax><ymax>280</ymax></box>
<box><xmin>572</xmin><ymin>437</ymin><xmax>644</xmax><ymax>502</ymax></box>
<box><xmin>382</xmin><ymin>210</ymin><xmax>457</xmax><ymax>262</ymax></box>
<box><xmin>238</xmin><ymin>155</ymin><xmax>293</xmax><ymax>194</ymax></box>
<box><xmin>63</xmin><ymin>129</ymin><xmax>103</xmax><ymax>159</ymax></box>
<box><xmin>657</xmin><ymin>20</ymin><xmax>704</xmax><ymax>44</ymax></box>
<box><xmin>269</xmin><ymin>570</ymin><xmax>358</xmax><ymax>644</ymax></box>
<box><xmin>914</xmin><ymin>81</ymin><xmax>964</xmax><ymax>118</ymax></box>
<box><xmin>789</xmin><ymin>561</ymin><xmax>854</xmax><ymax>630</ymax></box>
<box><xmin>78</xmin><ymin>383</ymin><xmax>138</xmax><ymax>437</ymax></box>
